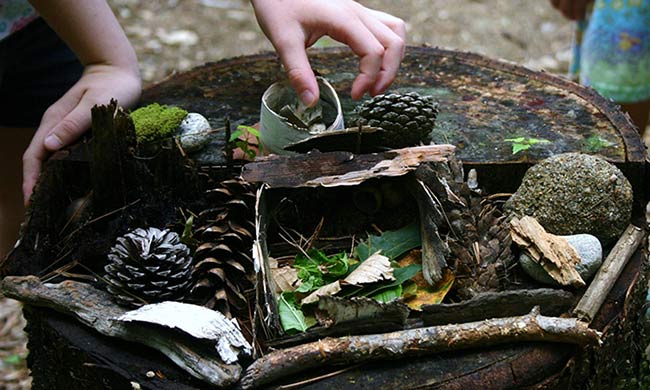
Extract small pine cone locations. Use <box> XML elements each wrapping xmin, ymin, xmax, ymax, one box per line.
<box><xmin>190</xmin><ymin>178</ymin><xmax>256</xmax><ymax>317</ymax></box>
<box><xmin>104</xmin><ymin>227</ymin><xmax>192</xmax><ymax>308</ymax></box>
<box><xmin>355</xmin><ymin>92</ymin><xmax>438</xmax><ymax>148</ymax></box>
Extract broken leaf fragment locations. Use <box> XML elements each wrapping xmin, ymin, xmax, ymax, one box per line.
<box><xmin>343</xmin><ymin>251</ymin><xmax>394</xmax><ymax>285</ymax></box>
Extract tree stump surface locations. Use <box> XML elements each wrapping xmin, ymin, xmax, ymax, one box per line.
<box><xmin>5</xmin><ymin>47</ymin><xmax>649</xmax><ymax>389</ymax></box>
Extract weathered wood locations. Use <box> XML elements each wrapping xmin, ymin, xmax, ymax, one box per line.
<box><xmin>241</xmin><ymin>144</ymin><xmax>455</xmax><ymax>188</ymax></box>
<box><xmin>90</xmin><ymin>100</ymin><xmax>139</xmax><ymax>213</ymax></box>
<box><xmin>409</xmin><ymin>178</ymin><xmax>448</xmax><ymax>285</ymax></box>
<box><xmin>421</xmin><ymin>288</ymin><xmax>575</xmax><ymax>326</ymax></box>
<box><xmin>510</xmin><ymin>216</ymin><xmax>585</xmax><ymax>288</ymax></box>
<box><xmin>0</xmin><ymin>276</ymin><xmax>242</xmax><ymax>387</ymax></box>
<box><xmin>240</xmin><ymin>307</ymin><xmax>600</xmax><ymax>389</ymax></box>
<box><xmin>572</xmin><ymin>224</ymin><xmax>644</xmax><ymax>323</ymax></box>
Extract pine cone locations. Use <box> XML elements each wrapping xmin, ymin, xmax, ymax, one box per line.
<box><xmin>355</xmin><ymin>92</ymin><xmax>438</xmax><ymax>148</ymax></box>
<box><xmin>446</xmin><ymin>185</ymin><xmax>513</xmax><ymax>299</ymax></box>
<box><xmin>105</xmin><ymin>227</ymin><xmax>192</xmax><ymax>307</ymax></box>
<box><xmin>190</xmin><ymin>178</ymin><xmax>256</xmax><ymax>317</ymax></box>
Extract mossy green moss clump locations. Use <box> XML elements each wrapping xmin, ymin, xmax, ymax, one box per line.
<box><xmin>130</xmin><ymin>103</ymin><xmax>188</xmax><ymax>143</ymax></box>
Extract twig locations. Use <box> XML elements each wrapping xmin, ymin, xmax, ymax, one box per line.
<box><xmin>275</xmin><ymin>364</ymin><xmax>362</xmax><ymax>389</ymax></box>
<box><xmin>572</xmin><ymin>224</ymin><xmax>644</xmax><ymax>323</ymax></box>
<box><xmin>240</xmin><ymin>307</ymin><xmax>600</xmax><ymax>389</ymax></box>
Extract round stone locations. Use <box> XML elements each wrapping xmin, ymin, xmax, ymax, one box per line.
<box><xmin>505</xmin><ymin>153</ymin><xmax>633</xmax><ymax>243</ymax></box>
<box><xmin>519</xmin><ymin>233</ymin><xmax>603</xmax><ymax>285</ymax></box>
<box><xmin>176</xmin><ymin>112</ymin><xmax>212</xmax><ymax>153</ymax></box>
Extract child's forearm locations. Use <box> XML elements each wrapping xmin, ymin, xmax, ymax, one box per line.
<box><xmin>28</xmin><ymin>0</ymin><xmax>139</xmax><ymax>75</ymax></box>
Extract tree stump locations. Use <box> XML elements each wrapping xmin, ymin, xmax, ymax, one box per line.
<box><xmin>3</xmin><ymin>47</ymin><xmax>648</xmax><ymax>389</ymax></box>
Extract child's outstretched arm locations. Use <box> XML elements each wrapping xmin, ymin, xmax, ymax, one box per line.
<box><xmin>549</xmin><ymin>0</ymin><xmax>592</xmax><ymax>21</ymax></box>
<box><xmin>22</xmin><ymin>0</ymin><xmax>142</xmax><ymax>202</ymax></box>
<box><xmin>251</xmin><ymin>0</ymin><xmax>405</xmax><ymax>106</ymax></box>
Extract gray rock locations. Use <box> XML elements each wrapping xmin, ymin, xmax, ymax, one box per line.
<box><xmin>505</xmin><ymin>153</ymin><xmax>633</xmax><ymax>243</ymax></box>
<box><xmin>176</xmin><ymin>112</ymin><xmax>212</xmax><ymax>152</ymax></box>
<box><xmin>519</xmin><ymin>233</ymin><xmax>603</xmax><ymax>286</ymax></box>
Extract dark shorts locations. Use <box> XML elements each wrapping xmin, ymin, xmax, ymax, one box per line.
<box><xmin>0</xmin><ymin>17</ymin><xmax>83</xmax><ymax>127</ymax></box>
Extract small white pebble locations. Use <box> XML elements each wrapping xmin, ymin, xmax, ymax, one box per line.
<box><xmin>131</xmin><ymin>382</ymin><xmax>141</xmax><ymax>390</ymax></box>
<box><xmin>146</xmin><ymin>371</ymin><xmax>156</xmax><ymax>378</ymax></box>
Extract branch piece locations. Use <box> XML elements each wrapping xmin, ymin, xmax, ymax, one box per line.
<box><xmin>573</xmin><ymin>224</ymin><xmax>644</xmax><ymax>323</ymax></box>
<box><xmin>240</xmin><ymin>307</ymin><xmax>601</xmax><ymax>389</ymax></box>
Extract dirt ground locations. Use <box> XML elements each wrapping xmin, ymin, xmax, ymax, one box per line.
<box><xmin>111</xmin><ymin>0</ymin><xmax>575</xmax><ymax>84</ymax></box>
<box><xmin>0</xmin><ymin>1</ymin><xmax>605</xmax><ymax>388</ymax></box>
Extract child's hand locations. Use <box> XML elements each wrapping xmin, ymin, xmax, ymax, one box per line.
<box><xmin>251</xmin><ymin>0</ymin><xmax>405</xmax><ymax>106</ymax></box>
<box><xmin>550</xmin><ymin>0</ymin><xmax>592</xmax><ymax>21</ymax></box>
<box><xmin>22</xmin><ymin>64</ymin><xmax>141</xmax><ymax>203</ymax></box>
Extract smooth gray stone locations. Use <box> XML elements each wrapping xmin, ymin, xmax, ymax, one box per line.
<box><xmin>519</xmin><ymin>233</ymin><xmax>602</xmax><ymax>286</ymax></box>
<box><xmin>177</xmin><ymin>112</ymin><xmax>212</xmax><ymax>152</ymax></box>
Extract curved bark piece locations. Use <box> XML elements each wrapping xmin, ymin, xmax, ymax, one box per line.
<box><xmin>240</xmin><ymin>307</ymin><xmax>600</xmax><ymax>389</ymax></box>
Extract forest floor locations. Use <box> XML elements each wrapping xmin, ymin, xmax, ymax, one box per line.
<box><xmin>0</xmin><ymin>1</ymin><xmax>641</xmax><ymax>388</ymax></box>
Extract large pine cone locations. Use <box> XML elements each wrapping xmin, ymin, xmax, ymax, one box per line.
<box><xmin>104</xmin><ymin>227</ymin><xmax>192</xmax><ymax>307</ymax></box>
<box><xmin>356</xmin><ymin>92</ymin><xmax>438</xmax><ymax>148</ymax></box>
<box><xmin>190</xmin><ymin>178</ymin><xmax>256</xmax><ymax>318</ymax></box>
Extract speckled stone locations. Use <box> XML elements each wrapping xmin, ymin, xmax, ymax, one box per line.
<box><xmin>519</xmin><ymin>233</ymin><xmax>603</xmax><ymax>286</ymax></box>
<box><xmin>505</xmin><ymin>153</ymin><xmax>633</xmax><ymax>242</ymax></box>
<box><xmin>176</xmin><ymin>112</ymin><xmax>211</xmax><ymax>152</ymax></box>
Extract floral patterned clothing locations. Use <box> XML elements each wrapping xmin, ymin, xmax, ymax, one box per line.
<box><xmin>571</xmin><ymin>0</ymin><xmax>650</xmax><ymax>103</ymax></box>
<box><xmin>0</xmin><ymin>0</ymin><xmax>37</xmax><ymax>41</ymax></box>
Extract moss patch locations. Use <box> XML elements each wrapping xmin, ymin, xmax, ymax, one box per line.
<box><xmin>130</xmin><ymin>103</ymin><xmax>188</xmax><ymax>143</ymax></box>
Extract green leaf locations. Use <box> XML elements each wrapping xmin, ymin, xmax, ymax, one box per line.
<box><xmin>229</xmin><ymin>128</ymin><xmax>245</xmax><ymax>142</ymax></box>
<box><xmin>585</xmin><ymin>135</ymin><xmax>616</xmax><ymax>152</ymax></box>
<box><xmin>238</xmin><ymin>124</ymin><xmax>261</xmax><ymax>138</ymax></box>
<box><xmin>278</xmin><ymin>292</ymin><xmax>312</xmax><ymax>333</ymax></box>
<box><xmin>371</xmin><ymin>284</ymin><xmax>403</xmax><ymax>303</ymax></box>
<box><xmin>355</xmin><ymin>224</ymin><xmax>421</xmax><ymax>262</ymax></box>
<box><xmin>3</xmin><ymin>354</ymin><xmax>23</xmax><ymax>365</ymax></box>
<box><xmin>511</xmin><ymin>143</ymin><xmax>531</xmax><ymax>154</ymax></box>
<box><xmin>504</xmin><ymin>137</ymin><xmax>551</xmax><ymax>155</ymax></box>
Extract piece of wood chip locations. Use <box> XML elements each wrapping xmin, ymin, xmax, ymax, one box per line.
<box><xmin>510</xmin><ymin>216</ymin><xmax>585</xmax><ymax>288</ymax></box>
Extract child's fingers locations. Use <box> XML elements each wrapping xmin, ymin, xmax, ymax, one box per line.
<box><xmin>357</xmin><ymin>9</ymin><xmax>405</xmax><ymax>95</ymax></box>
<box><xmin>43</xmin><ymin>98</ymin><xmax>93</xmax><ymax>151</ymax></box>
<box><xmin>274</xmin><ymin>36</ymin><xmax>320</xmax><ymax>107</ymax></box>
<box><xmin>326</xmin><ymin>16</ymin><xmax>386</xmax><ymax>99</ymax></box>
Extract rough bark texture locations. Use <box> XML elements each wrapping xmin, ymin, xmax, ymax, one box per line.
<box><xmin>240</xmin><ymin>308</ymin><xmax>600</xmax><ymax>389</ymax></box>
<box><xmin>241</xmin><ymin>144</ymin><xmax>455</xmax><ymax>188</ymax></box>
<box><xmin>421</xmin><ymin>288</ymin><xmax>576</xmax><ymax>326</ymax></box>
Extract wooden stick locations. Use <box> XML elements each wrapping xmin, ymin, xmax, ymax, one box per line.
<box><xmin>240</xmin><ymin>307</ymin><xmax>600</xmax><ymax>389</ymax></box>
<box><xmin>421</xmin><ymin>288</ymin><xmax>575</xmax><ymax>326</ymax></box>
<box><xmin>572</xmin><ymin>224</ymin><xmax>644</xmax><ymax>323</ymax></box>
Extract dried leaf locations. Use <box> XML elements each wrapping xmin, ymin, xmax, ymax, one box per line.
<box><xmin>271</xmin><ymin>266</ymin><xmax>299</xmax><ymax>293</ymax></box>
<box><xmin>405</xmin><ymin>268</ymin><xmax>455</xmax><ymax>311</ymax></box>
<box><xmin>344</xmin><ymin>252</ymin><xmax>394</xmax><ymax>285</ymax></box>
<box><xmin>301</xmin><ymin>281</ymin><xmax>342</xmax><ymax>305</ymax></box>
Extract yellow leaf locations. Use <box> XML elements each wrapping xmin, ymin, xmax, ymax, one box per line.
<box><xmin>405</xmin><ymin>268</ymin><xmax>455</xmax><ymax>311</ymax></box>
